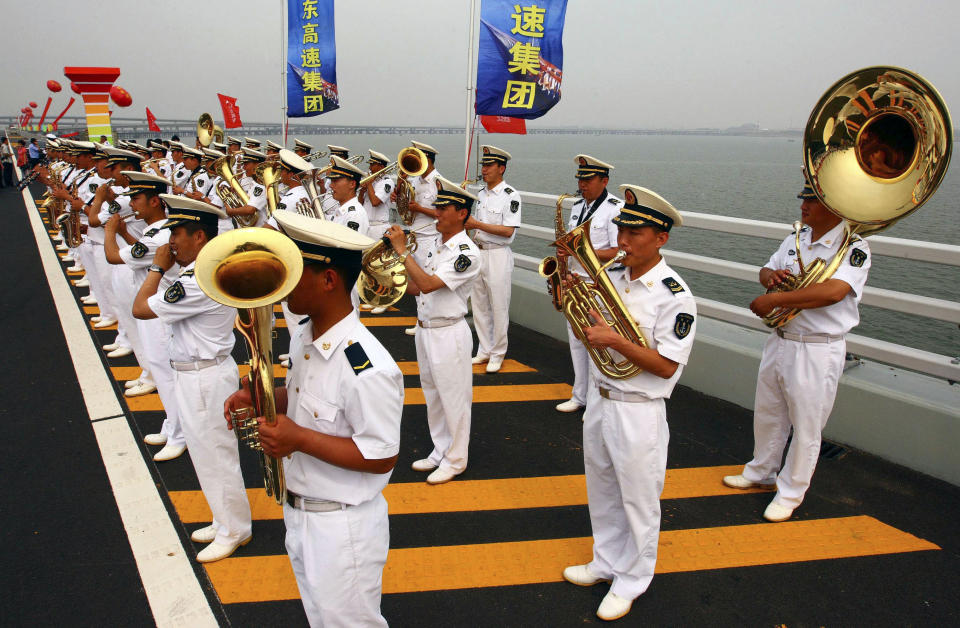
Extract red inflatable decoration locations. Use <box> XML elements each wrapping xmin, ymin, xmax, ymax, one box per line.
<box><xmin>29</xmin><ymin>102</ymin><xmax>38</xmax><ymax>108</ymax></box>
<box><xmin>70</xmin><ymin>82</ymin><xmax>81</xmax><ymax>94</ymax></box>
<box><xmin>47</xmin><ymin>80</ymin><xmax>62</xmax><ymax>92</ymax></box>
<box><xmin>110</xmin><ymin>85</ymin><xmax>132</xmax><ymax>107</ymax></box>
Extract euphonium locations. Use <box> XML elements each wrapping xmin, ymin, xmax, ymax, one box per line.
<box><xmin>763</xmin><ymin>66</ymin><xmax>952</xmax><ymax>328</ymax></box>
<box><xmin>253</xmin><ymin>161</ymin><xmax>281</xmax><ymax>217</ymax></box>
<box><xmin>542</xmin><ymin>221</ymin><xmax>649</xmax><ymax>380</ymax></box>
<box><xmin>356</xmin><ymin>232</ymin><xmax>417</xmax><ymax>308</ymax></box>
<box><xmin>394</xmin><ymin>147</ymin><xmax>428</xmax><ymax>226</ymax></box>
<box><xmin>194</xmin><ymin>227</ymin><xmax>305</xmax><ymax>505</ymax></box>
<box><xmin>212</xmin><ymin>155</ymin><xmax>256</xmax><ymax>227</ymax></box>
<box><xmin>537</xmin><ymin>193</ymin><xmax>579</xmax><ymax>311</ymax></box>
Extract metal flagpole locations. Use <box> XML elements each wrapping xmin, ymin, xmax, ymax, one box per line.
<box><xmin>280</xmin><ymin>0</ymin><xmax>288</xmax><ymax>144</ymax></box>
<box><xmin>463</xmin><ymin>0</ymin><xmax>478</xmax><ymax>180</ymax></box>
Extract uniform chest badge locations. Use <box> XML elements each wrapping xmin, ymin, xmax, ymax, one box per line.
<box><xmin>510</xmin><ymin>200</ymin><xmax>519</xmax><ymax>213</ymax></box>
<box><xmin>662</xmin><ymin>277</ymin><xmax>685</xmax><ymax>294</ymax></box>
<box><xmin>89</xmin><ymin>183</ymin><xmax>98</xmax><ymax>193</ymax></box>
<box><xmin>164</xmin><ymin>281</ymin><xmax>185</xmax><ymax>303</ymax></box>
<box><xmin>572</xmin><ymin>214</ymin><xmax>580</xmax><ymax>222</ymax></box>
<box><xmin>454</xmin><ymin>254</ymin><xmax>471</xmax><ymax>272</ymax></box>
<box><xmin>850</xmin><ymin>248</ymin><xmax>867</xmax><ymax>267</ymax></box>
<box><xmin>344</xmin><ymin>342</ymin><xmax>373</xmax><ymax>375</ymax></box>
<box><xmin>788</xmin><ymin>249</ymin><xmax>795</xmax><ymax>256</ymax></box>
<box><xmin>131</xmin><ymin>242</ymin><xmax>148</xmax><ymax>258</ymax></box>
<box><xmin>197</xmin><ymin>178</ymin><xmax>205</xmax><ymax>187</ymax></box>
<box><xmin>278</xmin><ymin>202</ymin><xmax>287</xmax><ymax>210</ymax></box>
<box><xmin>346</xmin><ymin>221</ymin><xmax>360</xmax><ymax>231</ymax></box>
<box><xmin>674</xmin><ymin>313</ymin><xmax>694</xmax><ymax>339</ymax></box>
<box><xmin>108</xmin><ymin>201</ymin><xmax>121</xmax><ymax>214</ymax></box>
<box><xmin>254</xmin><ymin>186</ymin><xmax>263</xmax><ymax>197</ymax></box>
<box><xmin>384</xmin><ymin>183</ymin><xmax>392</xmax><ymax>193</ymax></box>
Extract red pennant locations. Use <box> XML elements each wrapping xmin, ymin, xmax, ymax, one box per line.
<box><xmin>146</xmin><ymin>107</ymin><xmax>161</xmax><ymax>132</ymax></box>
<box><xmin>480</xmin><ymin>115</ymin><xmax>527</xmax><ymax>135</ymax></box>
<box><xmin>217</xmin><ymin>93</ymin><xmax>242</xmax><ymax>129</ymax></box>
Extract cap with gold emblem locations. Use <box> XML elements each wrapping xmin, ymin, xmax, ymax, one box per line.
<box><xmin>294</xmin><ymin>138</ymin><xmax>313</xmax><ymax>152</ymax></box>
<box><xmin>120</xmin><ymin>171</ymin><xmax>169</xmax><ymax>196</ymax></box>
<box><xmin>226</xmin><ymin>136</ymin><xmax>242</xmax><ymax>147</ymax></box>
<box><xmin>273</xmin><ymin>210</ymin><xmax>375</xmax><ymax>270</ymax></box>
<box><xmin>798</xmin><ymin>170</ymin><xmax>817</xmax><ymax>199</ymax></box>
<box><xmin>244</xmin><ymin>137</ymin><xmax>261</xmax><ymax>149</ymax></box>
<box><xmin>202</xmin><ymin>148</ymin><xmax>224</xmax><ymax>161</ymax></box>
<box><xmin>327</xmin><ymin>145</ymin><xmax>349</xmax><ymax>158</ymax></box>
<box><xmin>266</xmin><ymin>140</ymin><xmax>283</xmax><ymax>152</ymax></box>
<box><xmin>326</xmin><ymin>155</ymin><xmax>363</xmax><ymax>181</ymax></box>
<box><xmin>480</xmin><ymin>145</ymin><xmax>511</xmax><ymax>165</ymax></box>
<box><xmin>211</xmin><ymin>141</ymin><xmax>227</xmax><ymax>152</ymax></box>
<box><xmin>411</xmin><ymin>140</ymin><xmax>437</xmax><ymax>159</ymax></box>
<box><xmin>92</xmin><ymin>143</ymin><xmax>111</xmax><ymax>160</ymax></box>
<box><xmin>368</xmin><ymin>150</ymin><xmax>390</xmax><ymax>166</ymax></box>
<box><xmin>241</xmin><ymin>147</ymin><xmax>267</xmax><ymax>163</ymax></box>
<box><xmin>278</xmin><ymin>149</ymin><xmax>313</xmax><ymax>174</ymax></box>
<box><xmin>433</xmin><ymin>176</ymin><xmax>478</xmax><ymax>210</ymax></box>
<box><xmin>149</xmin><ymin>141</ymin><xmax>165</xmax><ymax>152</ymax></box>
<box><xmin>72</xmin><ymin>141</ymin><xmax>97</xmax><ymax>155</ymax></box>
<box><xmin>103</xmin><ymin>146</ymin><xmax>143</xmax><ymax>166</ymax></box>
<box><xmin>181</xmin><ymin>145</ymin><xmax>204</xmax><ymax>159</ymax></box>
<box><xmin>575</xmin><ymin>154</ymin><xmax>614</xmax><ymax>179</ymax></box>
<box><xmin>613</xmin><ymin>185</ymin><xmax>682</xmax><ymax>232</ymax></box>
<box><xmin>170</xmin><ymin>142</ymin><xmax>185</xmax><ymax>154</ymax></box>
<box><xmin>158</xmin><ymin>194</ymin><xmax>227</xmax><ymax>230</ymax></box>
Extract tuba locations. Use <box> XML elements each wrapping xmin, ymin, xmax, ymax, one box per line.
<box><xmin>253</xmin><ymin>161</ymin><xmax>281</xmax><ymax>217</ymax></box>
<box><xmin>356</xmin><ymin>232</ymin><xmax>417</xmax><ymax>308</ymax></box>
<box><xmin>197</xmin><ymin>113</ymin><xmax>225</xmax><ymax>147</ymax></box>
<box><xmin>394</xmin><ymin>147</ymin><xmax>428</xmax><ymax>225</ymax></box>
<box><xmin>194</xmin><ymin>227</ymin><xmax>305</xmax><ymax>505</ymax></box>
<box><xmin>763</xmin><ymin>66</ymin><xmax>953</xmax><ymax>327</ymax></box>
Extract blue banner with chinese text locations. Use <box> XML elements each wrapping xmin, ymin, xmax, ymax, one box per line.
<box><xmin>475</xmin><ymin>0</ymin><xmax>567</xmax><ymax>119</ymax></box>
<box><xmin>287</xmin><ymin>0</ymin><xmax>339</xmax><ymax>118</ymax></box>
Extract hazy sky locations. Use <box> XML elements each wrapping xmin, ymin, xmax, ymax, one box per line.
<box><xmin>4</xmin><ymin>0</ymin><xmax>957</xmax><ymax>130</ymax></box>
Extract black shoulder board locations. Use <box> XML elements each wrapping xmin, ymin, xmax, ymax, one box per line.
<box><xmin>609</xmin><ymin>265</ymin><xmax>625</xmax><ymax>272</ymax></box>
<box><xmin>608</xmin><ymin>198</ymin><xmax>620</xmax><ymax>205</ymax></box>
<box><xmin>504</xmin><ymin>187</ymin><xmax>514</xmax><ymax>194</ymax></box>
<box><xmin>298</xmin><ymin>315</ymin><xmax>311</xmax><ymax>325</ymax></box>
<box><xmin>662</xmin><ymin>277</ymin><xmax>685</xmax><ymax>294</ymax></box>
<box><xmin>131</xmin><ymin>242</ymin><xmax>148</xmax><ymax>258</ymax></box>
<box><xmin>180</xmin><ymin>269</ymin><xmax>195</xmax><ymax>277</ymax></box>
<box><xmin>459</xmin><ymin>243</ymin><xmax>470</xmax><ymax>251</ymax></box>
<box><xmin>850</xmin><ymin>248</ymin><xmax>867</xmax><ymax>268</ymax></box>
<box><xmin>164</xmin><ymin>281</ymin><xmax>185</xmax><ymax>303</ymax></box>
<box><xmin>346</xmin><ymin>221</ymin><xmax>360</xmax><ymax>231</ymax></box>
<box><xmin>344</xmin><ymin>342</ymin><xmax>373</xmax><ymax>375</ymax></box>
<box><xmin>144</xmin><ymin>228</ymin><xmax>159</xmax><ymax>237</ymax></box>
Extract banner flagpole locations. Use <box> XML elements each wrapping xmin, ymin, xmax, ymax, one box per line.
<box><xmin>463</xmin><ymin>0</ymin><xmax>478</xmax><ymax>181</ymax></box>
<box><xmin>280</xmin><ymin>0</ymin><xmax>288</xmax><ymax>144</ymax></box>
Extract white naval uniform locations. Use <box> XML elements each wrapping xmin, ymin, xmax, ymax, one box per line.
<box><xmin>471</xmin><ymin>181</ymin><xmax>522</xmax><ymax>362</ymax></box>
<box><xmin>59</xmin><ymin>166</ymin><xmax>84</xmax><ymax>262</ymax></box>
<box><xmin>274</xmin><ymin>188</ymin><xmax>314</xmax><ymax>330</ymax></box>
<box><xmin>95</xmin><ymin>190</ymin><xmax>143</xmax><ymax>351</ymax></box>
<box><xmin>77</xmin><ymin>173</ymin><xmax>116</xmax><ymax>321</ymax></box>
<box><xmin>239</xmin><ymin>176</ymin><xmax>269</xmax><ymax>227</ymax></box>
<box><xmin>360</xmin><ymin>175</ymin><xmax>394</xmax><ymax>240</ymax></box>
<box><xmin>119</xmin><ymin>221</ymin><xmax>185</xmax><ymax>447</ymax></box>
<box><xmin>202</xmin><ymin>175</ymin><xmax>235</xmax><ymax>236</ymax></box>
<box><xmin>330</xmin><ymin>197</ymin><xmax>369</xmax><ymax>310</ymax></box>
<box><xmin>283</xmin><ymin>310</ymin><xmax>403</xmax><ymax>628</ymax></box>
<box><xmin>583</xmin><ymin>258</ymin><xmax>696</xmax><ymax>601</ymax></box>
<box><xmin>147</xmin><ymin>262</ymin><xmax>251</xmax><ymax>545</ymax></box>
<box><xmin>407</xmin><ymin>169</ymin><xmax>442</xmax><ymax>266</ymax></box>
<box><xmin>172</xmin><ymin>163</ymin><xmax>192</xmax><ymax>191</ymax></box>
<box><xmin>741</xmin><ymin>223</ymin><xmax>871</xmax><ymax>509</ymax></box>
<box><xmin>565</xmin><ymin>190</ymin><xmax>622</xmax><ymax>406</ymax></box>
<box><xmin>413</xmin><ymin>230</ymin><xmax>481</xmax><ymax>475</ymax></box>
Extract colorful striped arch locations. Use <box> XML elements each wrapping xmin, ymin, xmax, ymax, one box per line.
<box><xmin>62</xmin><ymin>67</ymin><xmax>121</xmax><ymax>143</ymax></box>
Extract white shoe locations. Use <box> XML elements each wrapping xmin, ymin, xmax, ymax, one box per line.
<box><xmin>74</xmin><ymin>278</ymin><xmax>90</xmax><ymax>288</ymax></box>
<box><xmin>56</xmin><ymin>243</ymin><xmax>68</xmax><ymax>251</ymax></box>
<box><xmin>143</xmin><ymin>433</ymin><xmax>167</xmax><ymax>446</ymax></box>
<box><xmin>102</xmin><ymin>342</ymin><xmax>119</xmax><ymax>351</ymax></box>
<box><xmin>426</xmin><ymin>467</ymin><xmax>458</xmax><ymax>485</ymax></box>
<box><xmin>404</xmin><ymin>326</ymin><xmax>417</xmax><ymax>336</ymax></box>
<box><xmin>196</xmin><ymin>536</ymin><xmax>251</xmax><ymax>563</ymax></box>
<box><xmin>153</xmin><ymin>443</ymin><xmax>186</xmax><ymax>462</ymax></box>
<box><xmin>411</xmin><ymin>458</ymin><xmax>438</xmax><ymax>472</ymax></box>
<box><xmin>126</xmin><ymin>382</ymin><xmax>157</xmax><ymax>397</ymax></box>
<box><xmin>371</xmin><ymin>306</ymin><xmax>387</xmax><ymax>314</ymax></box>
<box><xmin>763</xmin><ymin>500</ymin><xmax>795</xmax><ymax>522</ymax></box>
<box><xmin>94</xmin><ymin>318</ymin><xmax>118</xmax><ymax>329</ymax></box>
<box><xmin>90</xmin><ymin>316</ymin><xmax>102</xmax><ymax>323</ymax></box>
<box><xmin>61</xmin><ymin>255</ymin><xmax>75</xmax><ymax>263</ymax></box>
<box><xmin>125</xmin><ymin>378</ymin><xmax>145</xmax><ymax>389</ymax></box>
<box><xmin>278</xmin><ymin>353</ymin><xmax>290</xmax><ymax>361</ymax></box>
<box><xmin>81</xmin><ymin>296</ymin><xmax>97</xmax><ymax>305</ymax></box>
<box><xmin>107</xmin><ymin>346</ymin><xmax>133</xmax><ymax>358</ymax></box>
<box><xmin>471</xmin><ymin>354</ymin><xmax>489</xmax><ymax>365</ymax></box>
<box><xmin>563</xmin><ymin>564</ymin><xmax>607</xmax><ymax>586</ymax></box>
<box><xmin>485</xmin><ymin>357</ymin><xmax>504</xmax><ymax>373</ymax></box>
<box><xmin>555</xmin><ymin>399</ymin><xmax>584</xmax><ymax>413</ymax></box>
<box><xmin>722</xmin><ymin>474</ymin><xmax>776</xmax><ymax>490</ymax></box>
<box><xmin>596</xmin><ymin>591</ymin><xmax>633</xmax><ymax>621</ymax></box>
<box><xmin>67</xmin><ymin>264</ymin><xmax>84</xmax><ymax>272</ymax></box>
<box><xmin>280</xmin><ymin>359</ymin><xmax>290</xmax><ymax>368</ymax></box>
<box><xmin>190</xmin><ymin>524</ymin><xmax>218</xmax><ymax>543</ymax></box>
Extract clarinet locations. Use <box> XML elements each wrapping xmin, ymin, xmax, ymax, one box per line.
<box><xmin>16</xmin><ymin>157</ymin><xmax>50</xmax><ymax>191</ymax></box>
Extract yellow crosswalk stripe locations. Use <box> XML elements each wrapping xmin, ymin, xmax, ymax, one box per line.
<box><xmin>203</xmin><ymin>516</ymin><xmax>939</xmax><ymax>602</ymax></box>
<box><xmin>169</xmin><ymin>465</ymin><xmax>772</xmax><ymax>523</ymax></box>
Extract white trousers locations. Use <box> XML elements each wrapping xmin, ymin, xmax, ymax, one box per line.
<box><xmin>566</xmin><ymin>321</ymin><xmax>591</xmax><ymax>406</ymax></box>
<box><xmin>78</xmin><ymin>242</ymin><xmax>117</xmax><ymax>321</ymax></box>
<box><xmin>742</xmin><ymin>333</ymin><xmax>845</xmax><ymax>509</ymax></box>
<box><xmin>583</xmin><ymin>388</ymin><xmax>668</xmax><ymax>601</ymax></box>
<box><xmin>471</xmin><ymin>246</ymin><xmax>513</xmax><ymax>360</ymax></box>
<box><xmin>284</xmin><ymin>494</ymin><xmax>389</xmax><ymax>628</ymax></box>
<box><xmin>173</xmin><ymin>357</ymin><xmax>251</xmax><ymax>544</ymax></box>
<box><xmin>137</xmin><ymin>317</ymin><xmax>184</xmax><ymax>446</ymax></box>
<box><xmin>415</xmin><ymin>320</ymin><xmax>472</xmax><ymax>473</ymax></box>
<box><xmin>111</xmin><ymin>265</ymin><xmax>148</xmax><ymax>372</ymax></box>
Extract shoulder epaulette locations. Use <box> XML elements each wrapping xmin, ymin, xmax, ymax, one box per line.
<box><xmin>662</xmin><ymin>277</ymin><xmax>685</xmax><ymax>294</ymax></box>
<box><xmin>608</xmin><ymin>197</ymin><xmax>620</xmax><ymax>205</ymax></box>
<box><xmin>144</xmin><ymin>228</ymin><xmax>159</xmax><ymax>237</ymax></box>
<box><xmin>504</xmin><ymin>187</ymin><xmax>514</xmax><ymax>194</ymax></box>
<box><xmin>179</xmin><ymin>269</ymin><xmax>195</xmax><ymax>277</ymax></box>
<box><xmin>344</xmin><ymin>342</ymin><xmax>373</xmax><ymax>375</ymax></box>
<box><xmin>298</xmin><ymin>316</ymin><xmax>311</xmax><ymax>325</ymax></box>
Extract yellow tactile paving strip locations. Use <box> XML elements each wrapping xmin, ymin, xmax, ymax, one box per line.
<box><xmin>169</xmin><ymin>465</ymin><xmax>772</xmax><ymax>523</ymax></box>
<box><xmin>123</xmin><ymin>383</ymin><xmax>570</xmax><ymax>412</ymax></box>
<box><xmin>203</xmin><ymin>516</ymin><xmax>939</xmax><ymax>602</ymax></box>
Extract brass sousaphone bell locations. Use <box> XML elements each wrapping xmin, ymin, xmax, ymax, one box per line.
<box><xmin>197</xmin><ymin>112</ymin><xmax>225</xmax><ymax>147</ymax></box>
<box><xmin>764</xmin><ymin>66</ymin><xmax>953</xmax><ymax>328</ymax></box>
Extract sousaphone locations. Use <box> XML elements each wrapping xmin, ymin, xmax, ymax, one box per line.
<box><xmin>764</xmin><ymin>66</ymin><xmax>952</xmax><ymax>328</ymax></box>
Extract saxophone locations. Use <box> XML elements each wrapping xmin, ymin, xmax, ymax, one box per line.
<box><xmin>538</xmin><ymin>193</ymin><xmax>578</xmax><ymax>311</ymax></box>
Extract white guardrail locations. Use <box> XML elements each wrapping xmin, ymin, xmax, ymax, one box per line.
<box><xmin>514</xmin><ymin>191</ymin><xmax>960</xmax><ymax>383</ymax></box>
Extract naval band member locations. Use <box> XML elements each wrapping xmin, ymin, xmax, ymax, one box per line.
<box><xmin>225</xmin><ymin>214</ymin><xmax>403</xmax><ymax>627</ymax></box>
<box><xmin>723</xmin><ymin>177</ymin><xmax>871</xmax><ymax>522</ymax></box>
<box><xmin>562</xmin><ymin>185</ymin><xmax>695</xmax><ymax>622</ymax></box>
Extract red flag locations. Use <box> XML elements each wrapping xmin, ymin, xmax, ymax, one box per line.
<box><xmin>218</xmin><ymin>93</ymin><xmax>242</xmax><ymax>129</ymax></box>
<box><xmin>146</xmin><ymin>107</ymin><xmax>161</xmax><ymax>132</ymax></box>
<box><xmin>480</xmin><ymin>115</ymin><xmax>526</xmax><ymax>134</ymax></box>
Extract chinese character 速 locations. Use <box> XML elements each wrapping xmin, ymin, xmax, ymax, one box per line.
<box><xmin>301</xmin><ymin>47</ymin><xmax>322</xmax><ymax>68</ymax></box>
<box><xmin>510</xmin><ymin>4</ymin><xmax>546</xmax><ymax>38</ymax></box>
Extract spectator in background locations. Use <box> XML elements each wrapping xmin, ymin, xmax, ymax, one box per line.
<box><xmin>27</xmin><ymin>138</ymin><xmax>42</xmax><ymax>168</ymax></box>
<box><xmin>16</xmin><ymin>140</ymin><xmax>28</xmax><ymax>171</ymax></box>
<box><xmin>0</xmin><ymin>138</ymin><xmax>13</xmax><ymax>188</ymax></box>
